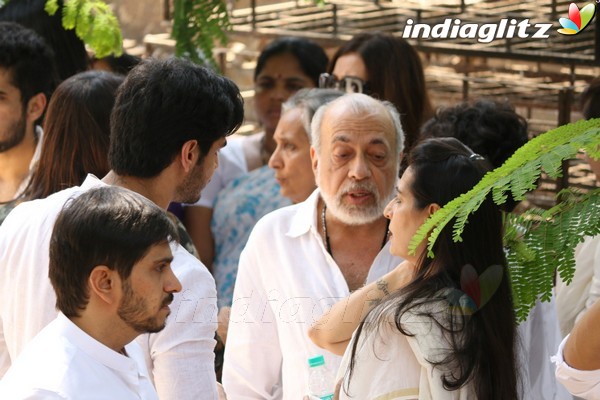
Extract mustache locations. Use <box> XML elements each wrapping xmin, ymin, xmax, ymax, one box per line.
<box><xmin>340</xmin><ymin>182</ymin><xmax>378</xmax><ymax>197</ymax></box>
<box><xmin>161</xmin><ymin>293</ymin><xmax>174</xmax><ymax>307</ymax></box>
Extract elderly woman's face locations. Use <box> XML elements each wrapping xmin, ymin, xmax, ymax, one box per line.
<box><xmin>268</xmin><ymin>107</ymin><xmax>315</xmax><ymax>203</ymax></box>
<box><xmin>254</xmin><ymin>53</ymin><xmax>315</xmax><ymax>136</ymax></box>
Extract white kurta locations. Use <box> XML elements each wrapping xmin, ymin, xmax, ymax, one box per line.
<box><xmin>554</xmin><ymin>335</ymin><xmax>600</xmax><ymax>399</ymax></box>
<box><xmin>0</xmin><ymin>313</ymin><xmax>157</xmax><ymax>399</ymax></box>
<box><xmin>0</xmin><ymin>174</ymin><xmax>219</xmax><ymax>400</ymax></box>
<box><xmin>223</xmin><ymin>189</ymin><xmax>402</xmax><ymax>399</ymax></box>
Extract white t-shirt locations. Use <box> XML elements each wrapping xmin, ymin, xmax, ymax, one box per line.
<box><xmin>0</xmin><ymin>313</ymin><xmax>157</xmax><ymax>399</ymax></box>
<box><xmin>223</xmin><ymin>189</ymin><xmax>402</xmax><ymax>399</ymax></box>
<box><xmin>556</xmin><ymin>235</ymin><xmax>600</xmax><ymax>337</ymax></box>
<box><xmin>0</xmin><ymin>175</ymin><xmax>219</xmax><ymax>400</ymax></box>
<box><xmin>192</xmin><ymin>133</ymin><xmax>266</xmax><ymax>208</ymax></box>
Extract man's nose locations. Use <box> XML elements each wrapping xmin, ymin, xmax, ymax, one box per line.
<box><xmin>348</xmin><ymin>155</ymin><xmax>371</xmax><ymax>180</ymax></box>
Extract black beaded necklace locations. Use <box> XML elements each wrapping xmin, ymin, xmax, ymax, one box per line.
<box><xmin>321</xmin><ymin>203</ymin><xmax>390</xmax><ymax>256</ymax></box>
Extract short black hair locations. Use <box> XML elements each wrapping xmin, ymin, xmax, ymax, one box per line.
<box><xmin>0</xmin><ymin>21</ymin><xmax>57</xmax><ymax>108</ymax></box>
<box><xmin>254</xmin><ymin>37</ymin><xmax>328</xmax><ymax>86</ymax></box>
<box><xmin>0</xmin><ymin>0</ymin><xmax>88</xmax><ymax>82</ymax></box>
<box><xmin>49</xmin><ymin>186</ymin><xmax>179</xmax><ymax>317</ymax></box>
<box><xmin>108</xmin><ymin>57</ymin><xmax>244</xmax><ymax>178</ymax></box>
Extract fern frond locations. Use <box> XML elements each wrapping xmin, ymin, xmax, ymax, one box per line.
<box><xmin>505</xmin><ymin>188</ymin><xmax>600</xmax><ymax>321</ymax></box>
<box><xmin>45</xmin><ymin>0</ymin><xmax>122</xmax><ymax>58</ymax></box>
<box><xmin>409</xmin><ymin>119</ymin><xmax>600</xmax><ymax>256</ymax></box>
<box><xmin>409</xmin><ymin>118</ymin><xmax>600</xmax><ymax>321</ymax></box>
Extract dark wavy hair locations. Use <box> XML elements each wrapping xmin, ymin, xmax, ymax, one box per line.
<box><xmin>348</xmin><ymin>138</ymin><xmax>518</xmax><ymax>400</ymax></box>
<box><xmin>254</xmin><ymin>36</ymin><xmax>328</xmax><ymax>86</ymax></box>
<box><xmin>109</xmin><ymin>57</ymin><xmax>244</xmax><ymax>178</ymax></box>
<box><xmin>25</xmin><ymin>71</ymin><xmax>124</xmax><ymax>200</ymax></box>
<box><xmin>420</xmin><ymin>99</ymin><xmax>528</xmax><ymax>211</ymax></box>
<box><xmin>328</xmin><ymin>32</ymin><xmax>433</xmax><ymax>170</ymax></box>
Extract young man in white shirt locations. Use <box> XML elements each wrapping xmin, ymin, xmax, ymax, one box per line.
<box><xmin>0</xmin><ymin>57</ymin><xmax>244</xmax><ymax>400</ymax></box>
<box><xmin>0</xmin><ymin>186</ymin><xmax>181</xmax><ymax>398</ymax></box>
<box><xmin>223</xmin><ymin>93</ymin><xmax>404</xmax><ymax>399</ymax></box>
<box><xmin>0</xmin><ymin>22</ymin><xmax>56</xmax><ymax>224</ymax></box>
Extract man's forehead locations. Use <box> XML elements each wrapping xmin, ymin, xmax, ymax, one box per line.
<box><xmin>323</xmin><ymin>103</ymin><xmax>395</xmax><ymax>143</ymax></box>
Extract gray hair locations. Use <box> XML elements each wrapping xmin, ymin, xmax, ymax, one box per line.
<box><xmin>310</xmin><ymin>93</ymin><xmax>404</xmax><ymax>157</ymax></box>
<box><xmin>281</xmin><ymin>88</ymin><xmax>344</xmax><ymax>143</ymax></box>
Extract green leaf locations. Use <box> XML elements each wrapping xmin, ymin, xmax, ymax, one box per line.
<box><xmin>410</xmin><ymin>118</ymin><xmax>600</xmax><ymax>321</ymax></box>
<box><xmin>171</xmin><ymin>0</ymin><xmax>231</xmax><ymax>68</ymax></box>
<box><xmin>45</xmin><ymin>0</ymin><xmax>122</xmax><ymax>58</ymax></box>
<box><xmin>44</xmin><ymin>0</ymin><xmax>59</xmax><ymax>15</ymax></box>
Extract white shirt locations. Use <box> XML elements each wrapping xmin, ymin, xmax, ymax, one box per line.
<box><xmin>556</xmin><ymin>235</ymin><xmax>600</xmax><ymax>337</ymax></box>
<box><xmin>223</xmin><ymin>189</ymin><xmax>401</xmax><ymax>400</ymax></box>
<box><xmin>0</xmin><ymin>313</ymin><xmax>157</xmax><ymax>399</ymax></box>
<box><xmin>518</xmin><ymin>297</ymin><xmax>571</xmax><ymax>399</ymax></box>
<box><xmin>336</xmin><ymin>303</ymin><xmax>421</xmax><ymax>400</ymax></box>
<box><xmin>0</xmin><ymin>175</ymin><xmax>219</xmax><ymax>400</ymax></box>
<box><xmin>192</xmin><ymin>135</ymin><xmax>248</xmax><ymax>208</ymax></box>
<box><xmin>554</xmin><ymin>335</ymin><xmax>600</xmax><ymax>399</ymax></box>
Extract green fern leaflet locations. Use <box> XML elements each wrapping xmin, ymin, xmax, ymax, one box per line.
<box><xmin>45</xmin><ymin>0</ymin><xmax>122</xmax><ymax>58</ymax></box>
<box><xmin>409</xmin><ymin>118</ymin><xmax>600</xmax><ymax>320</ymax></box>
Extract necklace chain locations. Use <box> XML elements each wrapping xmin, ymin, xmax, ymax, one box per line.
<box><xmin>321</xmin><ymin>201</ymin><xmax>390</xmax><ymax>256</ymax></box>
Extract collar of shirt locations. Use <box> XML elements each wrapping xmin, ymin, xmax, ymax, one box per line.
<box><xmin>55</xmin><ymin>313</ymin><xmax>141</xmax><ymax>377</ymax></box>
<box><xmin>286</xmin><ymin>188</ymin><xmax>321</xmax><ymax>238</ymax></box>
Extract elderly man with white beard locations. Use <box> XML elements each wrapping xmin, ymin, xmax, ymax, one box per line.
<box><xmin>223</xmin><ymin>93</ymin><xmax>404</xmax><ymax>399</ymax></box>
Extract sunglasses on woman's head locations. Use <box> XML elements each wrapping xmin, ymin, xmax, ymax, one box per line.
<box><xmin>319</xmin><ymin>73</ymin><xmax>370</xmax><ymax>94</ymax></box>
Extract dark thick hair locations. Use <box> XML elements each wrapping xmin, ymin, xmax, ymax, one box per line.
<box><xmin>24</xmin><ymin>71</ymin><xmax>124</xmax><ymax>200</ymax></box>
<box><xmin>349</xmin><ymin>138</ymin><xmax>518</xmax><ymax>400</ymax></box>
<box><xmin>49</xmin><ymin>186</ymin><xmax>179</xmax><ymax>317</ymax></box>
<box><xmin>328</xmin><ymin>33</ymin><xmax>433</xmax><ymax>166</ymax></box>
<box><xmin>93</xmin><ymin>52</ymin><xmax>142</xmax><ymax>76</ymax></box>
<box><xmin>581</xmin><ymin>77</ymin><xmax>600</xmax><ymax>119</ymax></box>
<box><xmin>254</xmin><ymin>37</ymin><xmax>328</xmax><ymax>86</ymax></box>
<box><xmin>109</xmin><ymin>57</ymin><xmax>244</xmax><ymax>178</ymax></box>
<box><xmin>0</xmin><ymin>0</ymin><xmax>88</xmax><ymax>82</ymax></box>
<box><xmin>0</xmin><ymin>21</ymin><xmax>57</xmax><ymax>110</ymax></box>
<box><xmin>420</xmin><ymin>99</ymin><xmax>528</xmax><ymax>211</ymax></box>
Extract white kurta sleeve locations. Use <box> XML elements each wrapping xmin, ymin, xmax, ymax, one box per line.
<box><xmin>138</xmin><ymin>246</ymin><xmax>219</xmax><ymax>400</ymax></box>
<box><xmin>223</xmin><ymin>242</ymin><xmax>283</xmax><ymax>399</ymax></box>
<box><xmin>554</xmin><ymin>335</ymin><xmax>600</xmax><ymax>399</ymax></box>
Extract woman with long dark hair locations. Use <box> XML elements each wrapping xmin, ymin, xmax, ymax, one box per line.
<box><xmin>309</xmin><ymin>137</ymin><xmax>519</xmax><ymax>399</ymax></box>
<box><xmin>24</xmin><ymin>70</ymin><xmax>123</xmax><ymax>200</ymax></box>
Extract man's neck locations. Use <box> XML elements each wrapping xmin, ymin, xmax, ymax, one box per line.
<box><xmin>102</xmin><ymin>171</ymin><xmax>173</xmax><ymax>210</ymax></box>
<box><xmin>70</xmin><ymin>313</ymin><xmax>136</xmax><ymax>355</ymax></box>
<box><xmin>0</xmin><ymin>127</ymin><xmax>38</xmax><ymax>202</ymax></box>
<box><xmin>317</xmin><ymin>198</ymin><xmax>391</xmax><ymax>291</ymax></box>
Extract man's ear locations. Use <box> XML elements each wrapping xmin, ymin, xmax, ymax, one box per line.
<box><xmin>310</xmin><ymin>146</ymin><xmax>319</xmax><ymax>176</ymax></box>
<box><xmin>26</xmin><ymin>93</ymin><xmax>46</xmax><ymax>123</ymax></box>
<box><xmin>88</xmin><ymin>266</ymin><xmax>119</xmax><ymax>305</ymax></box>
<box><xmin>180</xmin><ymin>140</ymin><xmax>200</xmax><ymax>173</ymax></box>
